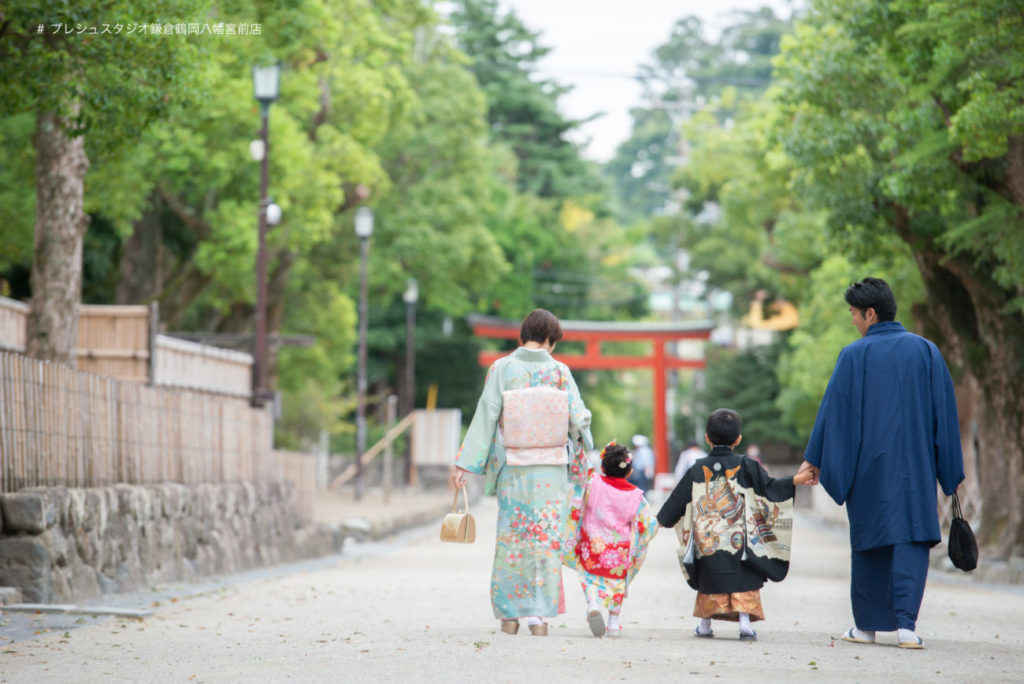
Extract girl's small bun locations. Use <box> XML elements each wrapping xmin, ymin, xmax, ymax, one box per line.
<box><xmin>600</xmin><ymin>442</ymin><xmax>632</xmax><ymax>479</ymax></box>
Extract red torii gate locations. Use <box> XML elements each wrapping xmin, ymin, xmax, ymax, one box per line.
<box><xmin>468</xmin><ymin>315</ymin><xmax>713</xmax><ymax>474</ymax></box>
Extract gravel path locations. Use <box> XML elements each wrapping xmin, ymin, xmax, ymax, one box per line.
<box><xmin>1</xmin><ymin>498</ymin><xmax>1022</xmax><ymax>683</ymax></box>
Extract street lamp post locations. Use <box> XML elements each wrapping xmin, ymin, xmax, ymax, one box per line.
<box><xmin>354</xmin><ymin>207</ymin><xmax>374</xmax><ymax>501</ymax></box>
<box><xmin>402</xmin><ymin>279</ymin><xmax>418</xmax><ymax>486</ymax></box>
<box><xmin>251</xmin><ymin>61</ymin><xmax>281</xmax><ymax>408</ymax></box>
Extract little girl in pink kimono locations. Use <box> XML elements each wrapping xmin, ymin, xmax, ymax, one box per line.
<box><xmin>563</xmin><ymin>442</ymin><xmax>658</xmax><ymax>636</ymax></box>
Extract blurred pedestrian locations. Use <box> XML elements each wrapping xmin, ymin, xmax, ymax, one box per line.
<box><xmin>627</xmin><ymin>434</ymin><xmax>655</xmax><ymax>493</ymax></box>
<box><xmin>673</xmin><ymin>440</ymin><xmax>705</xmax><ymax>481</ymax></box>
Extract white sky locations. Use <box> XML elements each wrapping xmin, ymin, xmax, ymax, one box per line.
<box><xmin>500</xmin><ymin>0</ymin><xmax>797</xmax><ymax>161</ymax></box>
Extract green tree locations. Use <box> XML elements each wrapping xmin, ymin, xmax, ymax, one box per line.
<box><xmin>773</xmin><ymin>0</ymin><xmax>1024</xmax><ymax>556</ymax></box>
<box><xmin>448</xmin><ymin>0</ymin><xmax>603</xmax><ymax>200</ymax></box>
<box><xmin>606</xmin><ymin>9</ymin><xmax>791</xmax><ymax>224</ymax></box>
<box><xmin>0</xmin><ymin>0</ymin><xmax>209</xmax><ymax>364</ymax></box>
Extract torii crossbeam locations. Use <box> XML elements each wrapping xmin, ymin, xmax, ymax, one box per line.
<box><xmin>468</xmin><ymin>315</ymin><xmax>713</xmax><ymax>473</ymax></box>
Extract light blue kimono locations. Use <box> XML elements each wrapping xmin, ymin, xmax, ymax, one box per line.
<box><xmin>455</xmin><ymin>347</ymin><xmax>593</xmax><ymax>619</ymax></box>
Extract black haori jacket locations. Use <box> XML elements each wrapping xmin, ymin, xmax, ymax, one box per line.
<box><xmin>656</xmin><ymin>446</ymin><xmax>795</xmax><ymax>594</ymax></box>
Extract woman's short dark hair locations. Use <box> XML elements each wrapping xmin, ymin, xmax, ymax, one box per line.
<box><xmin>706</xmin><ymin>408</ymin><xmax>742</xmax><ymax>447</ymax></box>
<box><xmin>844</xmin><ymin>277</ymin><xmax>897</xmax><ymax>321</ymax></box>
<box><xmin>601</xmin><ymin>443</ymin><xmax>632</xmax><ymax>479</ymax></box>
<box><xmin>520</xmin><ymin>308</ymin><xmax>564</xmax><ymax>345</ymax></box>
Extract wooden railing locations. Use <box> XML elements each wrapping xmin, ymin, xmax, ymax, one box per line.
<box><xmin>0</xmin><ymin>351</ymin><xmax>272</xmax><ymax>493</ymax></box>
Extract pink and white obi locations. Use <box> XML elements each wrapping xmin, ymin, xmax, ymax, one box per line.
<box><xmin>501</xmin><ymin>386</ymin><xmax>570</xmax><ymax>466</ymax></box>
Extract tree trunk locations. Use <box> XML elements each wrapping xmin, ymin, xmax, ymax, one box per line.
<box><xmin>26</xmin><ymin>108</ymin><xmax>90</xmax><ymax>366</ymax></box>
<box><xmin>116</xmin><ymin>190</ymin><xmax>164</xmax><ymax>305</ymax></box>
<box><xmin>910</xmin><ymin>246</ymin><xmax>1024</xmax><ymax>560</ymax></box>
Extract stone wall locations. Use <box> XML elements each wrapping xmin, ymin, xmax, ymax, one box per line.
<box><xmin>0</xmin><ymin>480</ymin><xmax>343</xmax><ymax>603</ymax></box>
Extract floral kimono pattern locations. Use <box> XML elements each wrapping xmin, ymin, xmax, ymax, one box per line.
<box><xmin>563</xmin><ymin>471</ymin><xmax>657</xmax><ymax>612</ymax></box>
<box><xmin>455</xmin><ymin>347</ymin><xmax>593</xmax><ymax>619</ymax></box>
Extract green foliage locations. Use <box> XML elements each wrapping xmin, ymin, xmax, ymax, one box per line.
<box><xmin>701</xmin><ymin>339</ymin><xmax>799</xmax><ymax>448</ymax></box>
<box><xmin>0</xmin><ymin>0</ymin><xmax>210</xmax><ymax>144</ymax></box>
<box><xmin>448</xmin><ymin>0</ymin><xmax>604</xmax><ymax>200</ymax></box>
<box><xmin>606</xmin><ymin>9</ymin><xmax>792</xmax><ymax>224</ymax></box>
<box><xmin>0</xmin><ymin>113</ymin><xmax>36</xmax><ymax>274</ymax></box>
<box><xmin>772</xmin><ymin>0</ymin><xmax>1024</xmax><ymax>308</ymax></box>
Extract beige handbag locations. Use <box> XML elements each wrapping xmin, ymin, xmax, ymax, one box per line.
<box><xmin>440</xmin><ymin>486</ymin><xmax>476</xmax><ymax>543</ymax></box>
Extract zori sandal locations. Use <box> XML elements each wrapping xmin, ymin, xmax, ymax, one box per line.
<box><xmin>841</xmin><ymin>627</ymin><xmax>875</xmax><ymax>644</ymax></box>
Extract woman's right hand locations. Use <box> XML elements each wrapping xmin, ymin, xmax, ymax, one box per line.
<box><xmin>449</xmin><ymin>466</ymin><xmax>467</xmax><ymax>490</ymax></box>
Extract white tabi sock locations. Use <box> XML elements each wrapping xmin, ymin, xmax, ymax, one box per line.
<box><xmin>738</xmin><ymin>612</ymin><xmax>753</xmax><ymax>635</ymax></box>
<box><xmin>527</xmin><ymin>616</ymin><xmax>544</xmax><ymax>627</ymax></box>
<box><xmin>897</xmin><ymin>628</ymin><xmax>920</xmax><ymax>643</ymax></box>
<box><xmin>608</xmin><ymin>613</ymin><xmax>621</xmax><ymax>629</ymax></box>
<box><xmin>697</xmin><ymin>618</ymin><xmax>713</xmax><ymax>635</ymax></box>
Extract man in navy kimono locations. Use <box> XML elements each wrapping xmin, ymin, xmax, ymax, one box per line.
<box><xmin>796</xmin><ymin>277</ymin><xmax>964</xmax><ymax>649</ymax></box>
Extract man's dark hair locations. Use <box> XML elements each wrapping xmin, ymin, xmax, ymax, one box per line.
<box><xmin>601</xmin><ymin>443</ymin><xmax>632</xmax><ymax>479</ymax></box>
<box><xmin>705</xmin><ymin>408</ymin><xmax>742</xmax><ymax>447</ymax></box>
<box><xmin>684</xmin><ymin>440</ymin><xmax>699</xmax><ymax>450</ymax></box>
<box><xmin>844</xmin><ymin>277</ymin><xmax>897</xmax><ymax>321</ymax></box>
<box><xmin>520</xmin><ymin>308</ymin><xmax>564</xmax><ymax>345</ymax></box>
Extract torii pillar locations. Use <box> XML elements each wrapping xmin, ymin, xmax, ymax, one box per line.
<box><xmin>468</xmin><ymin>315</ymin><xmax>713</xmax><ymax>474</ymax></box>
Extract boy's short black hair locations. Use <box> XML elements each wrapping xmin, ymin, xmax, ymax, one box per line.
<box><xmin>844</xmin><ymin>277</ymin><xmax>897</xmax><ymax>321</ymax></box>
<box><xmin>520</xmin><ymin>308</ymin><xmax>564</xmax><ymax>345</ymax></box>
<box><xmin>705</xmin><ymin>408</ymin><xmax>742</xmax><ymax>447</ymax></box>
<box><xmin>601</xmin><ymin>443</ymin><xmax>632</xmax><ymax>479</ymax></box>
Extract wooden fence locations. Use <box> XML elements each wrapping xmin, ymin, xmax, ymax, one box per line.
<box><xmin>154</xmin><ymin>335</ymin><xmax>252</xmax><ymax>398</ymax></box>
<box><xmin>0</xmin><ymin>297</ymin><xmax>253</xmax><ymax>398</ymax></box>
<box><xmin>0</xmin><ymin>298</ymin><xmax>28</xmax><ymax>353</ymax></box>
<box><xmin>0</xmin><ymin>351</ymin><xmax>272</xmax><ymax>493</ymax></box>
<box><xmin>76</xmin><ymin>305</ymin><xmax>152</xmax><ymax>382</ymax></box>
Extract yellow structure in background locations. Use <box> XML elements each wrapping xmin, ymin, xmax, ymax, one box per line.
<box><xmin>742</xmin><ymin>296</ymin><xmax>800</xmax><ymax>331</ymax></box>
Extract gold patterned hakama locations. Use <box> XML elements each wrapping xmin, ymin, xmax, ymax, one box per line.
<box><xmin>693</xmin><ymin>590</ymin><xmax>765</xmax><ymax>621</ymax></box>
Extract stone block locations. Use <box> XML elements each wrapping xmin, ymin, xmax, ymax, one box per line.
<box><xmin>164</xmin><ymin>483</ymin><xmax>186</xmax><ymax>518</ymax></box>
<box><xmin>65</xmin><ymin>488</ymin><xmax>86</xmax><ymax>530</ymax></box>
<box><xmin>40</xmin><ymin>527</ymin><xmax>69</xmax><ymax>568</ymax></box>
<box><xmin>103</xmin><ymin>487</ymin><xmax>120</xmax><ymax>518</ymax></box>
<box><xmin>2</xmin><ymin>493</ymin><xmax>53</xmax><ymax>534</ymax></box>
<box><xmin>239</xmin><ymin>481</ymin><xmax>256</xmax><ymax>516</ymax></box>
<box><xmin>0</xmin><ymin>586</ymin><xmax>23</xmax><ymax>605</ymax></box>
<box><xmin>0</xmin><ymin>536</ymin><xmax>52</xmax><ymax>603</ymax></box>
<box><xmin>83</xmin><ymin>489</ymin><xmax>106</xmax><ymax>532</ymax></box>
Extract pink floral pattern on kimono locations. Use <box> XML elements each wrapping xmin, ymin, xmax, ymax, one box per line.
<box><xmin>563</xmin><ymin>471</ymin><xmax>657</xmax><ymax>610</ymax></box>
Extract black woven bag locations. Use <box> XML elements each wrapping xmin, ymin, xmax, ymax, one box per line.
<box><xmin>947</xmin><ymin>492</ymin><xmax>978</xmax><ymax>572</ymax></box>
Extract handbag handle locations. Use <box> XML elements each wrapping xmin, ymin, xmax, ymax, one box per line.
<box><xmin>951</xmin><ymin>491</ymin><xmax>964</xmax><ymax>521</ymax></box>
<box><xmin>452</xmin><ymin>485</ymin><xmax>470</xmax><ymax>514</ymax></box>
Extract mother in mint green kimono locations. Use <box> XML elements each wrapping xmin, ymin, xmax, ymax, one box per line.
<box><xmin>451</xmin><ymin>309</ymin><xmax>593</xmax><ymax>636</ymax></box>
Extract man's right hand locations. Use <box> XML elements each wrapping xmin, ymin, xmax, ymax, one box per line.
<box><xmin>795</xmin><ymin>460</ymin><xmax>820</xmax><ymax>486</ymax></box>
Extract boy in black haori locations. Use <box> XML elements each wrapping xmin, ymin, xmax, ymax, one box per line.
<box><xmin>657</xmin><ymin>408</ymin><xmax>814</xmax><ymax>640</ymax></box>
